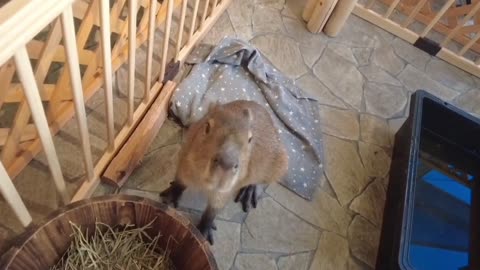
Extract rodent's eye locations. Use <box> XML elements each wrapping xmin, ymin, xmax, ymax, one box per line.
<box><xmin>213</xmin><ymin>158</ymin><xmax>218</xmax><ymax>163</ymax></box>
<box><xmin>248</xmin><ymin>136</ymin><xmax>252</xmax><ymax>143</ymax></box>
<box><xmin>234</xmin><ymin>164</ymin><xmax>239</xmax><ymax>169</ymax></box>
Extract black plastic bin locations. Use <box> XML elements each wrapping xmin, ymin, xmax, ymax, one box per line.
<box><xmin>377</xmin><ymin>90</ymin><xmax>480</xmax><ymax>270</ymax></box>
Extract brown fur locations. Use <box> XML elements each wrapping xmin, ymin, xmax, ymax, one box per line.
<box><xmin>176</xmin><ymin>100</ymin><xmax>288</xmax><ymax>209</ymax></box>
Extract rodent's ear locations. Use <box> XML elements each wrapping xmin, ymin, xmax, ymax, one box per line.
<box><xmin>205</xmin><ymin>119</ymin><xmax>214</xmax><ymax>134</ymax></box>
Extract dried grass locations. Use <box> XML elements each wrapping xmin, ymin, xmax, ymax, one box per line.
<box><xmin>50</xmin><ymin>219</ymin><xmax>175</xmax><ymax>270</ymax></box>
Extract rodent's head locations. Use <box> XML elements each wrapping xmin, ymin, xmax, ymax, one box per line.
<box><xmin>178</xmin><ymin>102</ymin><xmax>253</xmax><ymax>191</ymax></box>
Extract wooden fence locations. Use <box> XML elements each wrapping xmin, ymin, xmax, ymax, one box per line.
<box><xmin>354</xmin><ymin>0</ymin><xmax>480</xmax><ymax>78</ymax></box>
<box><xmin>0</xmin><ymin>0</ymin><xmax>230</xmax><ymax>228</ymax></box>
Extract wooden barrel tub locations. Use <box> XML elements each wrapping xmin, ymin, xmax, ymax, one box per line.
<box><xmin>0</xmin><ymin>195</ymin><xmax>217</xmax><ymax>270</ymax></box>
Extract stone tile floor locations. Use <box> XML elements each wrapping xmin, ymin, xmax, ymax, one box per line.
<box><xmin>2</xmin><ymin>0</ymin><xmax>480</xmax><ymax>269</ymax></box>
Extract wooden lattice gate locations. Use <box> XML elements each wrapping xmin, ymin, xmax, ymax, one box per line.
<box><xmin>354</xmin><ymin>0</ymin><xmax>480</xmax><ymax>78</ymax></box>
<box><xmin>0</xmin><ymin>0</ymin><xmax>230</xmax><ymax>228</ymax></box>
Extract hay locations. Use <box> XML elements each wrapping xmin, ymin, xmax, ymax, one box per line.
<box><xmin>50</xmin><ymin>219</ymin><xmax>175</xmax><ymax>270</ymax></box>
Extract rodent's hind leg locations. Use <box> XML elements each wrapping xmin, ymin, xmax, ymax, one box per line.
<box><xmin>197</xmin><ymin>206</ymin><xmax>219</xmax><ymax>245</ymax></box>
<box><xmin>234</xmin><ymin>184</ymin><xmax>260</xmax><ymax>212</ymax></box>
<box><xmin>159</xmin><ymin>180</ymin><xmax>186</xmax><ymax>208</ymax></box>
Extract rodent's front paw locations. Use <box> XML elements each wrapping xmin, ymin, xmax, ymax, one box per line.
<box><xmin>234</xmin><ymin>184</ymin><xmax>259</xmax><ymax>212</ymax></box>
<box><xmin>197</xmin><ymin>221</ymin><xmax>217</xmax><ymax>245</ymax></box>
<box><xmin>159</xmin><ymin>186</ymin><xmax>179</xmax><ymax>207</ymax></box>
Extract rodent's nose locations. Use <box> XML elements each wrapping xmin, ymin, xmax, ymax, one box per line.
<box><xmin>214</xmin><ymin>153</ymin><xmax>238</xmax><ymax>170</ymax></box>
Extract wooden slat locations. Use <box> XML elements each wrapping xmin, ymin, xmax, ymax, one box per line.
<box><xmin>145</xmin><ymin>0</ymin><xmax>158</xmax><ymax>102</ymax></box>
<box><xmin>160</xmin><ymin>0</ymin><xmax>174</xmax><ymax>83</ymax></box>
<box><xmin>365</xmin><ymin>0</ymin><xmax>376</xmax><ymax>9</ymax></box>
<box><xmin>2</xmin><ymin>100</ymin><xmax>30</xmax><ymax>169</ymax></box>
<box><xmin>178</xmin><ymin>0</ymin><xmax>231</xmax><ymax>62</ymax></box>
<box><xmin>75</xmin><ymin>0</ymin><xmax>101</xmax><ymax>86</ymax></box>
<box><xmin>26</xmin><ymin>40</ymin><xmax>95</xmax><ymax>65</ymax></box>
<box><xmin>0</xmin><ymin>161</ymin><xmax>32</xmax><ymax>227</ymax></box>
<box><xmin>0</xmin><ymin>60</ymin><xmax>16</xmax><ymax>108</ymax></box>
<box><xmin>128</xmin><ymin>0</ymin><xmax>137</xmax><ymax>124</ymax></box>
<box><xmin>61</xmin><ymin>6</ymin><xmax>95</xmax><ymax>181</ymax></box>
<box><xmin>201</xmin><ymin>0</ymin><xmax>210</xmax><ymax>26</ymax></box>
<box><xmin>0</xmin><ymin>0</ymin><xmax>75</xmax><ymax>65</ymax></box>
<box><xmin>14</xmin><ymin>47</ymin><xmax>69</xmax><ymax>204</ymax></box>
<box><xmin>48</xmin><ymin>0</ymin><xmax>98</xmax><ymax>120</ymax></box>
<box><xmin>102</xmin><ymin>81</ymin><xmax>176</xmax><ymax>187</ymax></box>
<box><xmin>188</xmin><ymin>0</ymin><xmax>200</xmax><ymax>42</ymax></box>
<box><xmin>0</xmin><ymin>18</ymin><xmax>63</xmax><ymax>166</ymax></box>
<box><xmin>72</xmin><ymin>0</ymin><xmax>126</xmax><ymax>34</ymax></box>
<box><xmin>100</xmin><ymin>0</ymin><xmax>115</xmax><ymax>150</ymax></box>
<box><xmin>1</xmin><ymin>102</ymin><xmax>32</xmax><ymax>167</ymax></box>
<box><xmin>32</xmin><ymin>18</ymin><xmax>64</xmax><ymax>122</ymax></box>
<box><xmin>459</xmin><ymin>31</ymin><xmax>480</xmax><ymax>56</ymax></box>
<box><xmin>0</xmin><ymin>125</ymin><xmax>36</xmax><ymax>146</ymax></box>
<box><xmin>459</xmin><ymin>24</ymin><xmax>480</xmax><ymax>35</ymax></box>
<box><xmin>5</xmin><ymin>84</ymin><xmax>69</xmax><ymax>103</ymax></box>
<box><xmin>402</xmin><ymin>0</ymin><xmax>428</xmax><ymax>27</ymax></box>
<box><xmin>71</xmin><ymin>81</ymin><xmax>166</xmax><ymax>201</ymax></box>
<box><xmin>33</xmin><ymin>19</ymin><xmax>63</xmax><ymax>95</ymax></box>
<box><xmin>110</xmin><ymin>0</ymin><xmax>131</xmax><ymax>59</ymax></box>
<box><xmin>444</xmin><ymin>0</ymin><xmax>480</xmax><ymax>18</ymax></box>
<box><xmin>441</xmin><ymin>2</ymin><xmax>480</xmax><ymax>47</ymax></box>
<box><xmin>175</xmin><ymin>0</ymin><xmax>188</xmax><ymax>61</ymax></box>
<box><xmin>384</xmin><ymin>0</ymin><xmax>400</xmax><ymax>18</ymax></box>
<box><xmin>421</xmin><ymin>0</ymin><xmax>456</xmax><ymax>37</ymax></box>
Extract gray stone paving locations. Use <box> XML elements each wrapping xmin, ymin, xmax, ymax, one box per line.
<box><xmin>2</xmin><ymin>0</ymin><xmax>480</xmax><ymax>269</ymax></box>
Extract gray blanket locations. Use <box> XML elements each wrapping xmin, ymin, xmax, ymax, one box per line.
<box><xmin>170</xmin><ymin>38</ymin><xmax>324</xmax><ymax>200</ymax></box>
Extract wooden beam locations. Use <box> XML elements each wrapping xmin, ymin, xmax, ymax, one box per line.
<box><xmin>5</xmin><ymin>84</ymin><xmax>71</xmax><ymax>103</ymax></box>
<box><xmin>26</xmin><ymin>40</ymin><xmax>95</xmax><ymax>65</ymax></box>
<box><xmin>0</xmin><ymin>125</ymin><xmax>37</xmax><ymax>146</ymax></box>
<box><xmin>101</xmin><ymin>81</ymin><xmax>176</xmax><ymax>187</ymax></box>
<box><xmin>71</xmin><ymin>81</ymin><xmax>167</xmax><ymax>201</ymax></box>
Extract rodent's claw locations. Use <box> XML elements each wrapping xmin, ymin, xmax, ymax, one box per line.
<box><xmin>235</xmin><ymin>185</ymin><xmax>259</xmax><ymax>213</ymax></box>
<box><xmin>197</xmin><ymin>223</ymin><xmax>215</xmax><ymax>245</ymax></box>
<box><xmin>159</xmin><ymin>181</ymin><xmax>185</xmax><ymax>208</ymax></box>
<box><xmin>159</xmin><ymin>186</ymin><xmax>178</xmax><ymax>207</ymax></box>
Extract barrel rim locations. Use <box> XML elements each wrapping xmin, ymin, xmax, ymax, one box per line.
<box><xmin>0</xmin><ymin>194</ymin><xmax>218</xmax><ymax>270</ymax></box>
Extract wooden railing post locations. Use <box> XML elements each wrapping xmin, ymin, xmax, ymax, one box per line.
<box><xmin>145</xmin><ymin>0</ymin><xmax>157</xmax><ymax>102</ymax></box>
<box><xmin>0</xmin><ymin>161</ymin><xmax>32</xmax><ymax>227</ymax></box>
<box><xmin>175</xmin><ymin>0</ymin><xmax>188</xmax><ymax>61</ymax></box>
<box><xmin>128</xmin><ymin>0</ymin><xmax>137</xmax><ymax>124</ymax></box>
<box><xmin>99</xmin><ymin>0</ymin><xmax>115</xmax><ymax>150</ymax></box>
<box><xmin>160</xmin><ymin>0</ymin><xmax>173</xmax><ymax>83</ymax></box>
<box><xmin>60</xmin><ymin>6</ymin><xmax>95</xmax><ymax>181</ymax></box>
<box><xmin>14</xmin><ymin>47</ymin><xmax>69</xmax><ymax>204</ymax></box>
